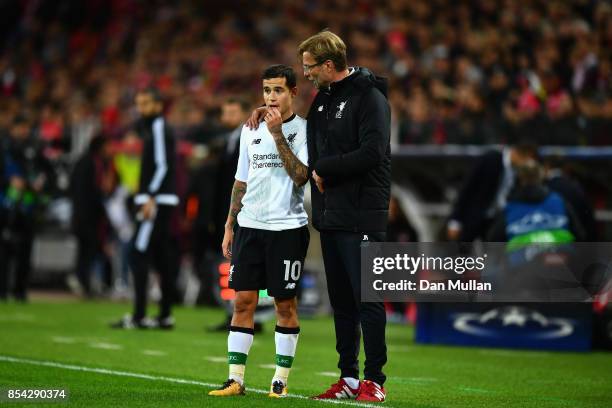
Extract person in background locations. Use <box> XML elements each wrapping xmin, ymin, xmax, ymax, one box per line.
<box><xmin>101</xmin><ymin>167</ymin><xmax>135</xmax><ymax>298</ymax></box>
<box><xmin>447</xmin><ymin>144</ymin><xmax>539</xmax><ymax>242</ymax></box>
<box><xmin>109</xmin><ymin>131</ymin><xmax>142</xmax><ymax>296</ymax></box>
<box><xmin>112</xmin><ymin>87</ymin><xmax>178</xmax><ymax>329</ymax></box>
<box><xmin>207</xmin><ymin>98</ymin><xmax>255</xmax><ymax>330</ymax></box>
<box><xmin>0</xmin><ymin>115</ymin><xmax>54</xmax><ymax>301</ymax></box>
<box><xmin>69</xmin><ymin>135</ymin><xmax>112</xmax><ymax>297</ymax></box>
<box><xmin>543</xmin><ymin>157</ymin><xmax>597</xmax><ymax>241</ymax></box>
<box><xmin>487</xmin><ymin>159</ymin><xmax>586</xmax><ymax>243</ymax></box>
<box><xmin>486</xmin><ymin>160</ymin><xmax>586</xmax><ymax>296</ymax></box>
<box><xmin>386</xmin><ymin>196</ymin><xmax>418</xmax><ymax>324</ymax></box>
<box><xmin>213</xmin><ymin>98</ymin><xmax>251</xmax><ymax>249</ymax></box>
<box><xmin>387</xmin><ymin>196</ymin><xmax>418</xmax><ymax>244</ymax></box>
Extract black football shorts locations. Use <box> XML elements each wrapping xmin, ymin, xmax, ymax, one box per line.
<box><xmin>229</xmin><ymin>225</ymin><xmax>310</xmax><ymax>298</ymax></box>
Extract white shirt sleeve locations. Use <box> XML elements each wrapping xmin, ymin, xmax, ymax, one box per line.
<box><xmin>235</xmin><ymin>126</ymin><xmax>249</xmax><ymax>182</ymax></box>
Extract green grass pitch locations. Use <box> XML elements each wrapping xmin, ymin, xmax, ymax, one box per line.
<box><xmin>0</xmin><ymin>300</ymin><xmax>611</xmax><ymax>407</ymax></box>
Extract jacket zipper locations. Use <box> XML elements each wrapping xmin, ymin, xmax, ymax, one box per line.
<box><xmin>322</xmin><ymin>94</ymin><xmax>331</xmax><ymax>224</ymax></box>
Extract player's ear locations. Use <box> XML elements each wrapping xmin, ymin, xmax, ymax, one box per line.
<box><xmin>291</xmin><ymin>87</ymin><xmax>297</xmax><ymax>97</ymax></box>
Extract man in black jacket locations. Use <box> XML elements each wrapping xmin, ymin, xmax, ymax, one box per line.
<box><xmin>300</xmin><ymin>31</ymin><xmax>391</xmax><ymax>402</ymax></box>
<box><xmin>447</xmin><ymin>144</ymin><xmax>538</xmax><ymax>242</ymax></box>
<box><xmin>113</xmin><ymin>87</ymin><xmax>178</xmax><ymax>329</ymax></box>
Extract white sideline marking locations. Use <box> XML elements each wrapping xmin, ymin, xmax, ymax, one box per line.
<box><xmin>479</xmin><ymin>350</ymin><xmax>550</xmax><ymax>357</ymax></box>
<box><xmin>457</xmin><ymin>386</ymin><xmax>493</xmax><ymax>394</ymax></box>
<box><xmin>0</xmin><ymin>355</ymin><xmax>389</xmax><ymax>408</ymax></box>
<box><xmin>405</xmin><ymin>377</ymin><xmax>437</xmax><ymax>382</ymax></box>
<box><xmin>89</xmin><ymin>342</ymin><xmax>122</xmax><ymax>350</ymax></box>
<box><xmin>256</xmin><ymin>363</ymin><xmax>300</xmax><ymax>371</ymax></box>
<box><xmin>258</xmin><ymin>364</ymin><xmax>277</xmax><ymax>370</ymax></box>
<box><xmin>205</xmin><ymin>357</ymin><xmax>226</xmax><ymax>363</ymax></box>
<box><xmin>317</xmin><ymin>372</ymin><xmax>339</xmax><ymax>377</ymax></box>
<box><xmin>387</xmin><ymin>345</ymin><xmax>412</xmax><ymax>352</ymax></box>
<box><xmin>0</xmin><ymin>313</ymin><xmax>35</xmax><ymax>322</ymax></box>
<box><xmin>52</xmin><ymin>336</ymin><xmax>77</xmax><ymax>344</ymax></box>
<box><xmin>142</xmin><ymin>350</ymin><xmax>167</xmax><ymax>357</ymax></box>
<box><xmin>387</xmin><ymin>376</ymin><xmax>438</xmax><ymax>384</ymax></box>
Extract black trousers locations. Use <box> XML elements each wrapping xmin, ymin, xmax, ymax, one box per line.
<box><xmin>320</xmin><ymin>230</ymin><xmax>387</xmax><ymax>385</ymax></box>
<box><xmin>0</xmin><ymin>233</ymin><xmax>33</xmax><ymax>301</ymax></box>
<box><xmin>130</xmin><ymin>207</ymin><xmax>175</xmax><ymax>320</ymax></box>
<box><xmin>74</xmin><ymin>228</ymin><xmax>99</xmax><ymax>295</ymax></box>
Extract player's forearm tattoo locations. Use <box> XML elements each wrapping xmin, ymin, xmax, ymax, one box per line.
<box><xmin>226</xmin><ymin>180</ymin><xmax>247</xmax><ymax>227</ymax></box>
<box><xmin>272</xmin><ymin>132</ymin><xmax>308</xmax><ymax>186</ymax></box>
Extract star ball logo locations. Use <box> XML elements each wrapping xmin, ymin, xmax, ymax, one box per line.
<box><xmin>452</xmin><ymin>306</ymin><xmax>574</xmax><ymax>339</ymax></box>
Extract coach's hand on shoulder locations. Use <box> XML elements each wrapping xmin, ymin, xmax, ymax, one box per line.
<box><xmin>222</xmin><ymin>226</ymin><xmax>234</xmax><ymax>260</ymax></box>
<box><xmin>246</xmin><ymin>106</ymin><xmax>267</xmax><ymax>130</ymax></box>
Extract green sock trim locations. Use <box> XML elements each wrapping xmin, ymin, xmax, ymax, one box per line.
<box><xmin>275</xmin><ymin>354</ymin><xmax>294</xmax><ymax>368</ymax></box>
<box><xmin>228</xmin><ymin>352</ymin><xmax>248</xmax><ymax>365</ymax></box>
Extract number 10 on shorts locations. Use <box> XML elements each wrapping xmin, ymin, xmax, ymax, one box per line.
<box><xmin>283</xmin><ymin>260</ymin><xmax>302</xmax><ymax>281</ymax></box>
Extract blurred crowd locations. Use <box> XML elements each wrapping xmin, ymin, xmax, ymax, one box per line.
<box><xmin>1</xmin><ymin>0</ymin><xmax>611</xmax><ymax>299</ymax></box>
<box><xmin>1</xmin><ymin>0</ymin><xmax>611</xmax><ymax>150</ymax></box>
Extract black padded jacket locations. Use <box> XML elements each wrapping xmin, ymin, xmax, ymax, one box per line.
<box><xmin>307</xmin><ymin>67</ymin><xmax>391</xmax><ymax>234</ymax></box>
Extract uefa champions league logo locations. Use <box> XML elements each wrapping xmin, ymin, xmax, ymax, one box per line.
<box><xmin>452</xmin><ymin>306</ymin><xmax>575</xmax><ymax>339</ymax></box>
<box><xmin>507</xmin><ymin>211</ymin><xmax>568</xmax><ymax>235</ymax></box>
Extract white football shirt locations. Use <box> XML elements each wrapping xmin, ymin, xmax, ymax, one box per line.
<box><xmin>235</xmin><ymin>114</ymin><xmax>308</xmax><ymax>231</ymax></box>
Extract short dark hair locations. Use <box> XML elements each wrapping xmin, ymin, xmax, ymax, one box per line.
<box><xmin>225</xmin><ymin>96</ymin><xmax>250</xmax><ymax>113</ymax></box>
<box><xmin>137</xmin><ymin>86</ymin><xmax>163</xmax><ymax>102</ymax></box>
<box><xmin>262</xmin><ymin>65</ymin><xmax>296</xmax><ymax>89</ymax></box>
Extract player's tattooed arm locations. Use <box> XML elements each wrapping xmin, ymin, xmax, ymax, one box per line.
<box><xmin>271</xmin><ymin>133</ymin><xmax>308</xmax><ymax>187</ymax></box>
<box><xmin>264</xmin><ymin>107</ymin><xmax>308</xmax><ymax>187</ymax></box>
<box><xmin>225</xmin><ymin>180</ymin><xmax>247</xmax><ymax>229</ymax></box>
<box><xmin>222</xmin><ymin>180</ymin><xmax>246</xmax><ymax>259</ymax></box>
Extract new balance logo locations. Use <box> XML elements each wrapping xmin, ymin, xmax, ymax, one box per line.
<box><xmin>252</xmin><ymin>139</ymin><xmax>261</xmax><ymax>145</ymax></box>
<box><xmin>284</xmin><ymin>283</ymin><xmax>296</xmax><ymax>289</ymax></box>
<box><xmin>362</xmin><ymin>235</ymin><xmax>369</xmax><ymax>241</ymax></box>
